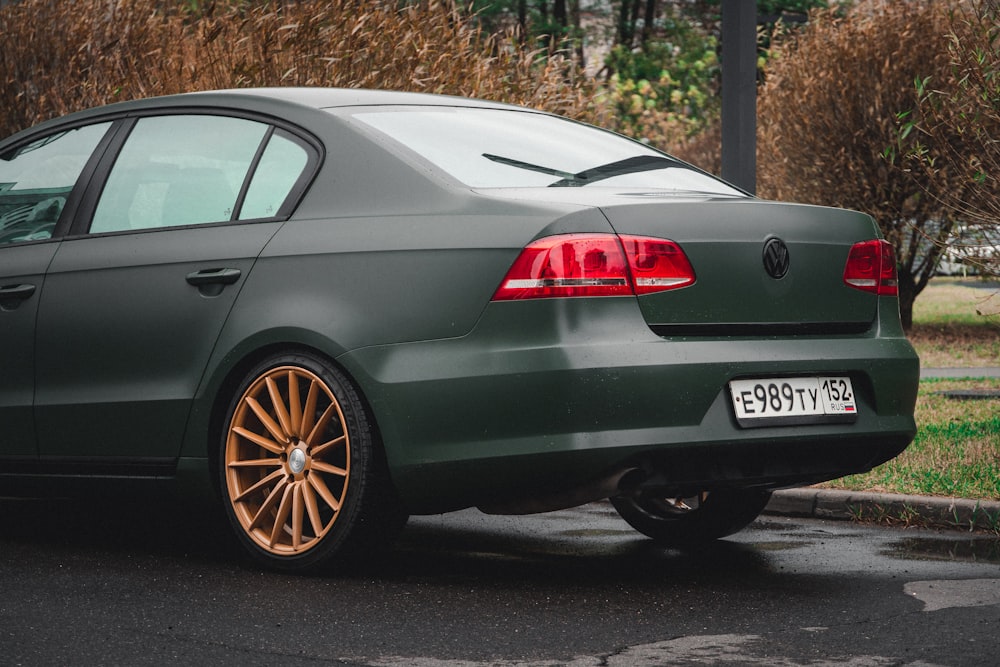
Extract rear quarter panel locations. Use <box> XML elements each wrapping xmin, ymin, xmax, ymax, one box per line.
<box><xmin>180</xmin><ymin>197</ymin><xmax>614</xmax><ymax>460</ymax></box>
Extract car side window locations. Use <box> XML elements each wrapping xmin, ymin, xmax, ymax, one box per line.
<box><xmin>0</xmin><ymin>123</ymin><xmax>111</xmax><ymax>244</ymax></box>
<box><xmin>239</xmin><ymin>130</ymin><xmax>310</xmax><ymax>220</ymax></box>
<box><xmin>90</xmin><ymin>115</ymin><xmax>267</xmax><ymax>234</ymax></box>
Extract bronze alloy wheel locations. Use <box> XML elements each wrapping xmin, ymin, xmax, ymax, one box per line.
<box><xmin>225</xmin><ymin>364</ymin><xmax>351</xmax><ymax>557</ymax></box>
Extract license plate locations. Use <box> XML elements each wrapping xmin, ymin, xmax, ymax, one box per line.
<box><xmin>729</xmin><ymin>377</ymin><xmax>858</xmax><ymax>428</ymax></box>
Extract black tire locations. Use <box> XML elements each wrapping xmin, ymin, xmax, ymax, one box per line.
<box><xmin>611</xmin><ymin>488</ymin><xmax>771</xmax><ymax>546</ymax></box>
<box><xmin>219</xmin><ymin>351</ymin><xmax>406</xmax><ymax>572</ymax></box>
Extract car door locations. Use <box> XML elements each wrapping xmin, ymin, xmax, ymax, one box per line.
<box><xmin>34</xmin><ymin>113</ymin><xmax>316</xmax><ymax>461</ymax></box>
<box><xmin>0</xmin><ymin>242</ymin><xmax>57</xmax><ymax>458</ymax></box>
<box><xmin>0</xmin><ymin>122</ymin><xmax>113</xmax><ymax>459</ymax></box>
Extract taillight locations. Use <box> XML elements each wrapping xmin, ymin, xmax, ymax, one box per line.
<box><xmin>843</xmin><ymin>239</ymin><xmax>898</xmax><ymax>296</ymax></box>
<box><xmin>619</xmin><ymin>235</ymin><xmax>697</xmax><ymax>294</ymax></box>
<box><xmin>492</xmin><ymin>233</ymin><xmax>696</xmax><ymax>301</ymax></box>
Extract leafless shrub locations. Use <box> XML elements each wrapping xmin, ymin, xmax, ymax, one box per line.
<box><xmin>902</xmin><ymin>0</ymin><xmax>1000</xmax><ymax>279</ymax></box>
<box><xmin>756</xmin><ymin>0</ymin><xmax>962</xmax><ymax>328</ymax></box>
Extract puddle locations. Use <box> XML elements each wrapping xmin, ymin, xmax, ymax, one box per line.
<box><xmin>885</xmin><ymin>536</ymin><xmax>1000</xmax><ymax>564</ymax></box>
<box><xmin>746</xmin><ymin>540</ymin><xmax>813</xmax><ymax>552</ymax></box>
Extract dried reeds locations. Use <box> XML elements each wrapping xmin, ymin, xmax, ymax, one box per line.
<box><xmin>0</xmin><ymin>0</ymin><xmax>602</xmax><ymax>137</ymax></box>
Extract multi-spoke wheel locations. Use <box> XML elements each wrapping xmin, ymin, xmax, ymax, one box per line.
<box><xmin>611</xmin><ymin>488</ymin><xmax>771</xmax><ymax>546</ymax></box>
<box><xmin>221</xmin><ymin>352</ymin><xmax>404</xmax><ymax>571</ymax></box>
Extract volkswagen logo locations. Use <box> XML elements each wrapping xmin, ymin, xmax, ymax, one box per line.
<box><xmin>762</xmin><ymin>238</ymin><xmax>790</xmax><ymax>279</ymax></box>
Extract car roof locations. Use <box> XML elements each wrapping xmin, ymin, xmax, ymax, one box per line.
<box><xmin>2</xmin><ymin>87</ymin><xmax>538</xmax><ymax>147</ymax></box>
<box><xmin>202</xmin><ymin>87</ymin><xmax>527</xmax><ymax>111</ymax></box>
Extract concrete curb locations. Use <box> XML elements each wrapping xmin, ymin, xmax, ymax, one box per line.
<box><xmin>765</xmin><ymin>488</ymin><xmax>1000</xmax><ymax>532</ymax></box>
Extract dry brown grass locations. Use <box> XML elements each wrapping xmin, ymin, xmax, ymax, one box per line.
<box><xmin>909</xmin><ymin>325</ymin><xmax>1000</xmax><ymax>368</ymax></box>
<box><xmin>0</xmin><ymin>0</ymin><xmax>604</xmax><ymax>138</ymax></box>
<box><xmin>907</xmin><ymin>278</ymin><xmax>1000</xmax><ymax>367</ymax></box>
<box><xmin>912</xmin><ymin>279</ymin><xmax>1000</xmax><ymax>320</ymax></box>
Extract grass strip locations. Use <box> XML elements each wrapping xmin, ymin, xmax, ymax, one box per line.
<box><xmin>825</xmin><ymin>378</ymin><xmax>1000</xmax><ymax>500</ymax></box>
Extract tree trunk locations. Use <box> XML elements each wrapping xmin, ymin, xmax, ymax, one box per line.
<box><xmin>554</xmin><ymin>0</ymin><xmax>567</xmax><ymax>27</ymax></box>
<box><xmin>569</xmin><ymin>0</ymin><xmax>584</xmax><ymax>66</ymax></box>
<box><xmin>538</xmin><ymin>0</ymin><xmax>550</xmax><ymax>51</ymax></box>
<box><xmin>642</xmin><ymin>0</ymin><xmax>658</xmax><ymax>45</ymax></box>
<box><xmin>897</xmin><ymin>268</ymin><xmax>916</xmax><ymax>331</ymax></box>
<box><xmin>618</xmin><ymin>0</ymin><xmax>633</xmax><ymax>46</ymax></box>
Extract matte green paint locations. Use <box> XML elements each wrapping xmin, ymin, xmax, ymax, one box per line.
<box><xmin>0</xmin><ymin>243</ymin><xmax>58</xmax><ymax>457</ymax></box>
<box><xmin>0</xmin><ymin>89</ymin><xmax>920</xmax><ymax>518</ymax></box>
<box><xmin>34</xmin><ymin>222</ymin><xmax>281</xmax><ymax>457</ymax></box>
<box><xmin>598</xmin><ymin>199</ymin><xmax>880</xmax><ymax>325</ymax></box>
<box><xmin>338</xmin><ymin>296</ymin><xmax>917</xmax><ymax>512</ymax></box>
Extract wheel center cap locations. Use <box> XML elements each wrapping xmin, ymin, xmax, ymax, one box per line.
<box><xmin>289</xmin><ymin>448</ymin><xmax>307</xmax><ymax>474</ymax></box>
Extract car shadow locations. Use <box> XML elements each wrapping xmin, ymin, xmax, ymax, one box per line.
<box><xmin>0</xmin><ymin>495</ymin><xmax>777</xmax><ymax>583</ymax></box>
<box><xmin>377</xmin><ymin>511</ymin><xmax>777</xmax><ymax>585</ymax></box>
<box><xmin>0</xmin><ymin>493</ymin><xmax>241</xmax><ymax>565</ymax></box>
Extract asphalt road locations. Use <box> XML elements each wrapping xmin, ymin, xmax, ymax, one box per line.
<box><xmin>2</xmin><ymin>497</ymin><xmax>998</xmax><ymax>666</ymax></box>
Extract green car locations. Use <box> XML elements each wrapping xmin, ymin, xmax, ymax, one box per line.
<box><xmin>0</xmin><ymin>88</ymin><xmax>918</xmax><ymax>571</ymax></box>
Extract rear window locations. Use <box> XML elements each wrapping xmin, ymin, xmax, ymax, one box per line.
<box><xmin>337</xmin><ymin>106</ymin><xmax>744</xmax><ymax>195</ymax></box>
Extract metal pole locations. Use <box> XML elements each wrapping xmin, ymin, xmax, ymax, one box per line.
<box><xmin>721</xmin><ymin>0</ymin><xmax>757</xmax><ymax>195</ymax></box>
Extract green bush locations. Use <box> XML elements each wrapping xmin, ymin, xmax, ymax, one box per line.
<box><xmin>600</xmin><ymin>9</ymin><xmax>719</xmax><ymax>149</ymax></box>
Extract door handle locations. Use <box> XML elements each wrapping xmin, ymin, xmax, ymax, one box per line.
<box><xmin>185</xmin><ymin>268</ymin><xmax>242</xmax><ymax>287</ymax></box>
<box><xmin>0</xmin><ymin>283</ymin><xmax>36</xmax><ymax>299</ymax></box>
<box><xmin>0</xmin><ymin>283</ymin><xmax>36</xmax><ymax>311</ymax></box>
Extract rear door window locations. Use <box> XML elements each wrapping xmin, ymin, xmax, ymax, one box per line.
<box><xmin>89</xmin><ymin>115</ymin><xmax>317</xmax><ymax>234</ymax></box>
<box><xmin>240</xmin><ymin>129</ymin><xmax>310</xmax><ymax>220</ymax></box>
<box><xmin>90</xmin><ymin>115</ymin><xmax>266</xmax><ymax>234</ymax></box>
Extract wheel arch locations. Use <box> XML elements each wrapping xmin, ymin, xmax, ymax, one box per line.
<box><xmin>209</xmin><ymin>344</ymin><xmax>407</xmax><ymax>569</ymax></box>
<box><xmin>182</xmin><ymin>330</ymin><xmax>387</xmax><ymax>491</ymax></box>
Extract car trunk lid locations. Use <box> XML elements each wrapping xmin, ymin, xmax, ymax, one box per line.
<box><xmin>598</xmin><ymin>198</ymin><xmax>881</xmax><ymax>333</ymax></box>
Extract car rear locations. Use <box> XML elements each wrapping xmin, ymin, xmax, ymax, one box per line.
<box><xmin>324</xmin><ymin>102</ymin><xmax>919</xmax><ymax>514</ymax></box>
<box><xmin>334</xmin><ymin>198</ymin><xmax>917</xmax><ymax>514</ymax></box>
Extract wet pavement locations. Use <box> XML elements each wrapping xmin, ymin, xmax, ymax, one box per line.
<box><xmin>2</xmin><ymin>497</ymin><xmax>998</xmax><ymax>666</ymax></box>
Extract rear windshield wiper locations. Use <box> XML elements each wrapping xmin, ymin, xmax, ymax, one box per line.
<box><xmin>549</xmin><ymin>155</ymin><xmax>681</xmax><ymax>187</ymax></box>
<box><xmin>483</xmin><ymin>153</ymin><xmax>680</xmax><ymax>187</ymax></box>
<box><xmin>482</xmin><ymin>153</ymin><xmax>576</xmax><ymax>181</ymax></box>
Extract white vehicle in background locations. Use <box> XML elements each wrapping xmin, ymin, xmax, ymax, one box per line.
<box><xmin>936</xmin><ymin>225</ymin><xmax>1000</xmax><ymax>277</ymax></box>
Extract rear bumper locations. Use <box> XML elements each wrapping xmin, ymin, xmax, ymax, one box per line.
<box><xmin>338</xmin><ymin>297</ymin><xmax>919</xmax><ymax>514</ymax></box>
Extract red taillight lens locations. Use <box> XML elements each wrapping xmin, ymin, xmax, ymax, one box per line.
<box><xmin>843</xmin><ymin>239</ymin><xmax>898</xmax><ymax>296</ymax></box>
<box><xmin>620</xmin><ymin>235</ymin><xmax>697</xmax><ymax>294</ymax></box>
<box><xmin>492</xmin><ymin>233</ymin><xmax>696</xmax><ymax>301</ymax></box>
<box><xmin>492</xmin><ymin>234</ymin><xmax>631</xmax><ymax>301</ymax></box>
